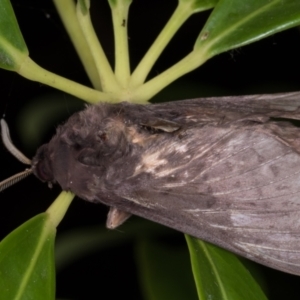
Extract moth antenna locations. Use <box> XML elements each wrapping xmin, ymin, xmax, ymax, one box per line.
<box><xmin>1</xmin><ymin>119</ymin><xmax>31</xmax><ymax>165</ymax></box>
<box><xmin>0</xmin><ymin>169</ymin><xmax>32</xmax><ymax>192</ymax></box>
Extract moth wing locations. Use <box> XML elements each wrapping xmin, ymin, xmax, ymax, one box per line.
<box><xmin>152</xmin><ymin>91</ymin><xmax>300</xmax><ymax>121</ymax></box>
<box><xmin>113</xmin><ymin>124</ymin><xmax>300</xmax><ymax>275</ymax></box>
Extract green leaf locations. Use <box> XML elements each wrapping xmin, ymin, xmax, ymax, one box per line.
<box><xmin>0</xmin><ymin>0</ymin><xmax>28</xmax><ymax>70</ymax></box>
<box><xmin>185</xmin><ymin>236</ymin><xmax>267</xmax><ymax>300</ymax></box>
<box><xmin>195</xmin><ymin>0</ymin><xmax>300</xmax><ymax>56</ymax></box>
<box><xmin>0</xmin><ymin>192</ymin><xmax>73</xmax><ymax>300</ymax></box>
<box><xmin>0</xmin><ymin>214</ymin><xmax>56</xmax><ymax>300</ymax></box>
<box><xmin>136</xmin><ymin>238</ymin><xmax>198</xmax><ymax>300</ymax></box>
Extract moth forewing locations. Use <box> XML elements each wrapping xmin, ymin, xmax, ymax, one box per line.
<box><xmin>108</xmin><ymin>120</ymin><xmax>300</xmax><ymax>275</ymax></box>
<box><xmin>3</xmin><ymin>91</ymin><xmax>300</xmax><ymax>275</ymax></box>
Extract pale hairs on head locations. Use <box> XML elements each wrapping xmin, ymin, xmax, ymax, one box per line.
<box><xmin>0</xmin><ymin>119</ymin><xmax>32</xmax><ymax>191</ymax></box>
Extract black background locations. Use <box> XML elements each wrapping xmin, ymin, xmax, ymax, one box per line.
<box><xmin>1</xmin><ymin>1</ymin><xmax>300</xmax><ymax>299</ymax></box>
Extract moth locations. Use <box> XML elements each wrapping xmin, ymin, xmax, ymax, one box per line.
<box><xmin>2</xmin><ymin>91</ymin><xmax>300</xmax><ymax>276</ymax></box>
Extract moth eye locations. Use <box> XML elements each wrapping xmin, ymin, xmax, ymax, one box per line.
<box><xmin>99</xmin><ymin>132</ymin><xmax>107</xmax><ymax>141</ymax></box>
<box><xmin>73</xmin><ymin>143</ymin><xmax>82</xmax><ymax>150</ymax></box>
<box><xmin>36</xmin><ymin>161</ymin><xmax>53</xmax><ymax>182</ymax></box>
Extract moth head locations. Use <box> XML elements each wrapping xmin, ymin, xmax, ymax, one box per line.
<box><xmin>0</xmin><ymin>118</ymin><xmax>132</xmax><ymax>229</ymax></box>
<box><xmin>31</xmin><ymin>144</ymin><xmax>54</xmax><ymax>184</ymax></box>
<box><xmin>0</xmin><ymin>119</ymin><xmax>55</xmax><ymax>191</ymax></box>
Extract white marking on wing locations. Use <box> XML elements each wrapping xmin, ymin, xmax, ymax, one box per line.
<box><xmin>154</xmin><ymin>130</ymin><xmax>236</xmax><ymax>178</ymax></box>
<box><xmin>134</xmin><ymin>152</ymin><xmax>167</xmax><ymax>175</ymax></box>
<box><xmin>232</xmin><ymin>188</ymin><xmax>300</xmax><ymax>201</ymax></box>
<box><xmin>238</xmin><ymin>241</ymin><xmax>300</xmax><ymax>256</ymax></box>
<box><xmin>172</xmin><ymin>144</ymin><xmax>188</xmax><ymax>153</ymax></box>
<box><xmin>123</xmin><ymin>196</ymin><xmax>167</xmax><ymax>209</ymax></box>
<box><xmin>209</xmin><ymin>224</ymin><xmax>300</xmax><ymax>234</ymax></box>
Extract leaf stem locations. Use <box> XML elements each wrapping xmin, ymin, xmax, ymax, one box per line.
<box><xmin>109</xmin><ymin>0</ymin><xmax>132</xmax><ymax>87</ymax></box>
<box><xmin>18</xmin><ymin>57</ymin><xmax>111</xmax><ymax>104</ymax></box>
<box><xmin>46</xmin><ymin>191</ymin><xmax>75</xmax><ymax>228</ymax></box>
<box><xmin>129</xmin><ymin>1</ymin><xmax>194</xmax><ymax>87</ymax></box>
<box><xmin>53</xmin><ymin>0</ymin><xmax>102</xmax><ymax>90</ymax></box>
<box><xmin>76</xmin><ymin>0</ymin><xmax>119</xmax><ymax>93</ymax></box>
<box><xmin>132</xmin><ymin>49</ymin><xmax>210</xmax><ymax>102</ymax></box>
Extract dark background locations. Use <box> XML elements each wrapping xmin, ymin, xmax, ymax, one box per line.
<box><xmin>1</xmin><ymin>0</ymin><xmax>300</xmax><ymax>299</ymax></box>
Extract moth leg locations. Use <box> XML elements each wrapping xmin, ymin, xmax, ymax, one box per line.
<box><xmin>106</xmin><ymin>207</ymin><xmax>132</xmax><ymax>229</ymax></box>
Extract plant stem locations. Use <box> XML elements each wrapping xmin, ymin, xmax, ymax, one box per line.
<box><xmin>129</xmin><ymin>1</ymin><xmax>194</xmax><ymax>87</ymax></box>
<box><xmin>132</xmin><ymin>49</ymin><xmax>210</xmax><ymax>102</ymax></box>
<box><xmin>47</xmin><ymin>191</ymin><xmax>75</xmax><ymax>227</ymax></box>
<box><xmin>18</xmin><ymin>57</ymin><xmax>111</xmax><ymax>104</ymax></box>
<box><xmin>76</xmin><ymin>1</ymin><xmax>120</xmax><ymax>93</ymax></box>
<box><xmin>53</xmin><ymin>0</ymin><xmax>102</xmax><ymax>90</ymax></box>
<box><xmin>109</xmin><ymin>0</ymin><xmax>132</xmax><ymax>87</ymax></box>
